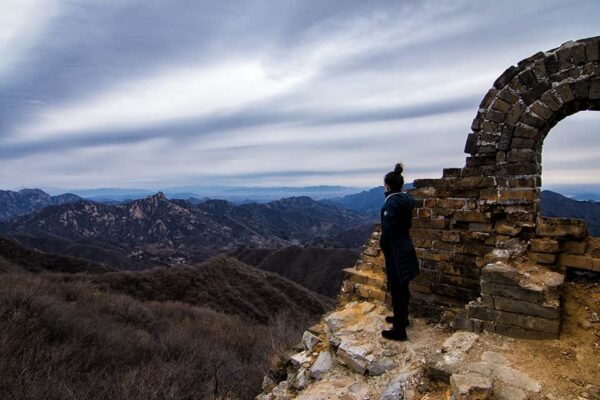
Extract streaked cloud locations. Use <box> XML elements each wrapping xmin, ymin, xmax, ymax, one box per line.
<box><xmin>1</xmin><ymin>0</ymin><xmax>599</xmax><ymax>190</ymax></box>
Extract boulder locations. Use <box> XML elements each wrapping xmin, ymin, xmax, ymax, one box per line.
<box><xmin>302</xmin><ymin>331</ymin><xmax>321</xmax><ymax>352</ymax></box>
<box><xmin>450</xmin><ymin>374</ymin><xmax>493</xmax><ymax>400</ymax></box>
<box><xmin>310</xmin><ymin>351</ymin><xmax>333</xmax><ymax>380</ymax></box>
<box><xmin>337</xmin><ymin>341</ymin><xmax>373</xmax><ymax>375</ymax></box>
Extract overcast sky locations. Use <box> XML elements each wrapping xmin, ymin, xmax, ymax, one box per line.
<box><xmin>1</xmin><ymin>0</ymin><xmax>599</xmax><ymax>191</ymax></box>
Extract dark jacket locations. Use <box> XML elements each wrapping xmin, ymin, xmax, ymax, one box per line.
<box><xmin>379</xmin><ymin>191</ymin><xmax>420</xmax><ymax>283</ymax></box>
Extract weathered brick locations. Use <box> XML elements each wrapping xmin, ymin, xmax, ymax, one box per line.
<box><xmin>469</xmin><ymin>223</ymin><xmax>494</xmax><ymax>233</ymax></box>
<box><xmin>555</xmin><ymin>82</ymin><xmax>575</xmax><ymax>103</ymax></box>
<box><xmin>413</xmin><ymin>217</ymin><xmax>447</xmax><ymax>230</ymax></box>
<box><xmin>497</xmin><ymin>88</ymin><xmax>519</xmax><ymax>105</ymax></box>
<box><xmin>464</xmin><ymin>133</ymin><xmax>479</xmax><ymax>154</ymax></box>
<box><xmin>495</xmin><ymin>221</ymin><xmax>521</xmax><ymax>236</ymax></box>
<box><xmin>571</xmin><ymin>43</ymin><xmax>586</xmax><ymax>65</ymax></box>
<box><xmin>461</xmin><ymin>243</ymin><xmax>494</xmax><ymax>257</ymax></box>
<box><xmin>522</xmin><ymin>81</ymin><xmax>551</xmax><ymax>105</ymax></box>
<box><xmin>543</xmin><ymin>54</ymin><xmax>560</xmax><ymax>75</ymax></box>
<box><xmin>520</xmin><ymin>112</ymin><xmax>546</xmax><ymax>129</ymax></box>
<box><xmin>556</xmin><ymin>47</ymin><xmax>573</xmax><ymax>69</ymax></box>
<box><xmin>496</xmin><ymin>162</ymin><xmax>540</xmax><ymax>176</ymax></box>
<box><xmin>433</xmin><ymin>209</ymin><xmax>457</xmax><ymax>219</ymax></box>
<box><xmin>527</xmin><ymin>251</ymin><xmax>556</xmax><ymax>265</ymax></box>
<box><xmin>486</xmin><ymin>109</ymin><xmax>506</xmax><ymax>123</ymax></box>
<box><xmin>468</xmin><ymin>303</ymin><xmax>490</xmax><ymax>320</ymax></box>
<box><xmin>523</xmin><ymin>315</ymin><xmax>560</xmax><ymax>333</ymax></box>
<box><xmin>410</xmin><ymin>281</ymin><xmax>432</xmax><ymax>294</ymax></box>
<box><xmin>540</xmin><ymin>89</ymin><xmax>563</xmax><ymax>111</ymax></box>
<box><xmin>441</xmin><ymin>231</ymin><xmax>461</xmax><ymax>243</ymax></box>
<box><xmin>590</xmin><ymin>78</ymin><xmax>600</xmax><ymax>100</ymax></box>
<box><xmin>480</xmin><ymin>88</ymin><xmax>498</xmax><ymax>108</ymax></box>
<box><xmin>431</xmin><ymin>283</ymin><xmax>478</xmax><ymax>301</ymax></box>
<box><xmin>493</xmin><ymin>296</ymin><xmax>559</xmax><ymax>320</ymax></box>
<box><xmin>410</xmin><ymin>187</ymin><xmax>437</xmax><ymax>198</ymax></box>
<box><xmin>480</xmin><ymin>188</ymin><xmax>538</xmax><ymax>203</ymax></box>
<box><xmin>413</xmin><ymin>178</ymin><xmax>446</xmax><ymax>188</ymax></box>
<box><xmin>561</xmin><ymin>240</ymin><xmax>587</xmax><ymax>255</ymax></box>
<box><xmin>530</xmin><ymin>238</ymin><xmax>559</xmax><ymax>253</ymax></box>
<box><xmin>585</xmin><ymin>40</ymin><xmax>599</xmax><ymax>61</ymax></box>
<box><xmin>571</xmin><ymin>80</ymin><xmax>590</xmax><ymax>99</ymax></box>
<box><xmin>454</xmin><ymin>211</ymin><xmax>490</xmax><ymax>223</ymax></box>
<box><xmin>506</xmin><ymin>101</ymin><xmax>525</xmax><ymax>126</ymax></box>
<box><xmin>513</xmin><ymin>124</ymin><xmax>538</xmax><ymax>139</ymax></box>
<box><xmin>507</xmin><ymin>148</ymin><xmax>535</xmax><ymax>163</ymax></box>
<box><xmin>481</xmin><ymin>263</ymin><xmax>520</xmax><ymax>286</ymax></box>
<box><xmin>494</xmin><ymin>66</ymin><xmax>520</xmax><ymax>89</ymax></box>
<box><xmin>481</xmin><ymin>282</ymin><xmax>544</xmax><ymax>304</ymax></box>
<box><xmin>442</xmin><ymin>168</ymin><xmax>462</xmax><ymax>178</ymax></box>
<box><xmin>530</xmin><ymin>101</ymin><xmax>553</xmax><ymax>120</ymax></box>
<box><xmin>417</xmin><ymin>248</ymin><xmax>453</xmax><ymax>262</ymax></box>
<box><xmin>536</xmin><ymin>216</ymin><xmax>587</xmax><ymax>238</ymax></box>
<box><xmin>559</xmin><ymin>254</ymin><xmax>593</xmax><ymax>270</ymax></box>
<box><xmin>417</xmin><ymin>208</ymin><xmax>432</xmax><ymax>218</ymax></box>
<box><xmin>452</xmin><ymin>177</ymin><xmax>496</xmax><ymax>189</ymax></box>
<box><xmin>510</xmin><ymin>137</ymin><xmax>535</xmax><ymax>149</ymax></box>
<box><xmin>437</xmin><ymin>198</ymin><xmax>467</xmax><ymax>209</ymax></box>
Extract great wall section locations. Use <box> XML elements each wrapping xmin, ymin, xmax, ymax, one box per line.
<box><xmin>258</xmin><ymin>37</ymin><xmax>600</xmax><ymax>400</ymax></box>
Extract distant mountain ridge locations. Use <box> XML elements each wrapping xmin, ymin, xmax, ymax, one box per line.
<box><xmin>0</xmin><ymin>188</ymin><xmax>82</xmax><ymax>221</ymax></box>
<box><xmin>43</xmin><ymin>185</ymin><xmax>368</xmax><ymax>203</ymax></box>
<box><xmin>0</xmin><ymin>191</ymin><xmax>371</xmax><ymax>267</ymax></box>
<box><xmin>541</xmin><ymin>190</ymin><xmax>600</xmax><ymax>236</ymax></box>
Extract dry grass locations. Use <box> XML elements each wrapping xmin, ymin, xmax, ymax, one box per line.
<box><xmin>0</xmin><ymin>272</ymin><xmax>316</xmax><ymax>400</ymax></box>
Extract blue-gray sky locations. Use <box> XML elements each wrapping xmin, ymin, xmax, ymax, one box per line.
<box><xmin>1</xmin><ymin>0</ymin><xmax>599</xmax><ymax>190</ymax></box>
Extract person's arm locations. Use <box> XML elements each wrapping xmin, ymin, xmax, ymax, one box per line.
<box><xmin>381</xmin><ymin>197</ymin><xmax>399</xmax><ymax>239</ymax></box>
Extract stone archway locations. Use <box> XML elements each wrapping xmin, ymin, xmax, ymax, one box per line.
<box><xmin>342</xmin><ymin>36</ymin><xmax>600</xmax><ymax>339</ymax></box>
<box><xmin>463</xmin><ymin>36</ymin><xmax>600</xmax><ymax>239</ymax></box>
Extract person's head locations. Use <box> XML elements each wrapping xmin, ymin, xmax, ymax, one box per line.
<box><xmin>384</xmin><ymin>163</ymin><xmax>404</xmax><ymax>194</ymax></box>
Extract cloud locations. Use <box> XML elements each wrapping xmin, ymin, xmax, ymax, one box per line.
<box><xmin>1</xmin><ymin>0</ymin><xmax>600</xmax><ymax>190</ymax></box>
<box><xmin>0</xmin><ymin>0</ymin><xmax>58</xmax><ymax>77</ymax></box>
<box><xmin>12</xmin><ymin>60</ymin><xmax>309</xmax><ymax>141</ymax></box>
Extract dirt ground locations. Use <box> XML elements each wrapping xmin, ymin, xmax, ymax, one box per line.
<box><xmin>439</xmin><ymin>278</ymin><xmax>600</xmax><ymax>400</ymax></box>
<box><xmin>505</xmin><ymin>278</ymin><xmax>600</xmax><ymax>399</ymax></box>
<box><xmin>417</xmin><ymin>278</ymin><xmax>600</xmax><ymax>400</ymax></box>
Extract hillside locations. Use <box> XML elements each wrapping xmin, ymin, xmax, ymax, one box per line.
<box><xmin>55</xmin><ymin>255</ymin><xmax>334</xmax><ymax>322</ymax></box>
<box><xmin>541</xmin><ymin>190</ymin><xmax>600</xmax><ymax>236</ymax></box>
<box><xmin>0</xmin><ymin>188</ymin><xmax>81</xmax><ymax>221</ymax></box>
<box><xmin>229</xmin><ymin>245</ymin><xmax>276</xmax><ymax>266</ymax></box>
<box><xmin>0</xmin><ymin>235</ymin><xmax>113</xmax><ymax>274</ymax></box>
<box><xmin>309</xmin><ymin>222</ymin><xmax>375</xmax><ymax>249</ymax></box>
<box><xmin>0</xmin><ymin>192</ymin><xmax>370</xmax><ymax>267</ymax></box>
<box><xmin>0</xmin><ymin>253</ymin><xmax>333</xmax><ymax>400</ymax></box>
<box><xmin>255</xmin><ymin>245</ymin><xmax>359</xmax><ymax>298</ymax></box>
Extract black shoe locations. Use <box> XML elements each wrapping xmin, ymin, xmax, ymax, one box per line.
<box><xmin>385</xmin><ymin>316</ymin><xmax>410</xmax><ymax>327</ymax></box>
<box><xmin>381</xmin><ymin>328</ymin><xmax>408</xmax><ymax>341</ymax></box>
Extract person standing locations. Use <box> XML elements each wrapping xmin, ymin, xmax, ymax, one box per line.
<box><xmin>379</xmin><ymin>163</ymin><xmax>420</xmax><ymax>341</ymax></box>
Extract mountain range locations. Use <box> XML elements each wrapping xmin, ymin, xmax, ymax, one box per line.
<box><xmin>0</xmin><ymin>188</ymin><xmax>81</xmax><ymax>221</ymax></box>
<box><xmin>541</xmin><ymin>190</ymin><xmax>600</xmax><ymax>236</ymax></box>
<box><xmin>0</xmin><ymin>191</ymin><xmax>372</xmax><ymax>268</ymax></box>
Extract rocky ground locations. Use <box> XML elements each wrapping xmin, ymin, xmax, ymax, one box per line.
<box><xmin>258</xmin><ymin>280</ymin><xmax>599</xmax><ymax>400</ymax></box>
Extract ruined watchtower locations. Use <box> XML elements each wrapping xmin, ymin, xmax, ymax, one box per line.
<box><xmin>343</xmin><ymin>36</ymin><xmax>600</xmax><ymax>339</ymax></box>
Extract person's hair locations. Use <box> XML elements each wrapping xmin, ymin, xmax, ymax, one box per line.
<box><xmin>384</xmin><ymin>163</ymin><xmax>404</xmax><ymax>192</ymax></box>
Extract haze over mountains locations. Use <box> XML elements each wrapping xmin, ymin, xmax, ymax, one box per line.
<box><xmin>0</xmin><ymin>189</ymin><xmax>373</xmax><ymax>268</ymax></box>
<box><xmin>1</xmin><ymin>186</ymin><xmax>598</xmax><ymax>270</ymax></box>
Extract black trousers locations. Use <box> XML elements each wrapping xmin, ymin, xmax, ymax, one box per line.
<box><xmin>382</xmin><ymin>245</ymin><xmax>410</xmax><ymax>329</ymax></box>
<box><xmin>387</xmin><ymin>272</ymin><xmax>410</xmax><ymax>329</ymax></box>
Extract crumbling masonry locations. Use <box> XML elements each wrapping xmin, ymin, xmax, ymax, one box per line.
<box><xmin>342</xmin><ymin>36</ymin><xmax>600</xmax><ymax>339</ymax></box>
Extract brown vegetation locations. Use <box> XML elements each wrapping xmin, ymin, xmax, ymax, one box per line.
<box><xmin>256</xmin><ymin>245</ymin><xmax>359</xmax><ymax>298</ymax></box>
<box><xmin>0</xmin><ymin>254</ymin><xmax>332</xmax><ymax>399</ymax></box>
